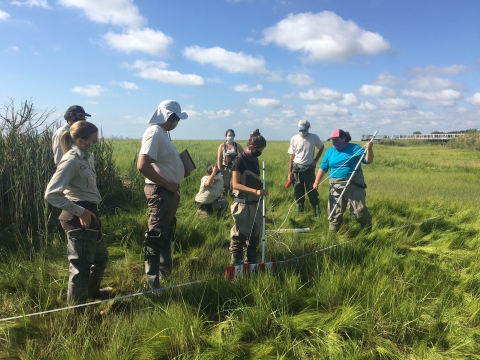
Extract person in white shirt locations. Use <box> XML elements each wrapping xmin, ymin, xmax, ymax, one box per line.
<box><xmin>194</xmin><ymin>165</ymin><xmax>228</xmax><ymax>216</ymax></box>
<box><xmin>52</xmin><ymin>105</ymin><xmax>91</xmax><ymax>166</ymax></box>
<box><xmin>287</xmin><ymin>120</ymin><xmax>324</xmax><ymax>216</ymax></box>
<box><xmin>136</xmin><ymin>100</ymin><xmax>188</xmax><ymax>289</ymax></box>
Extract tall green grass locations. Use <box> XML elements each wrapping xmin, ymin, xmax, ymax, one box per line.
<box><xmin>1</xmin><ymin>130</ymin><xmax>480</xmax><ymax>358</ymax></box>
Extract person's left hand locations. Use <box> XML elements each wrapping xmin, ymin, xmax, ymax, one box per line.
<box><xmin>366</xmin><ymin>141</ymin><xmax>373</xmax><ymax>150</ymax></box>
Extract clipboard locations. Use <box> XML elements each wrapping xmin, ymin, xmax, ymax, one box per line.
<box><xmin>179</xmin><ymin>149</ymin><xmax>196</xmax><ymax>174</ymax></box>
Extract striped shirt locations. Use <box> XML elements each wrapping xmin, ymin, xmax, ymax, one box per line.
<box><xmin>45</xmin><ymin>144</ymin><xmax>101</xmax><ymax>217</ymax></box>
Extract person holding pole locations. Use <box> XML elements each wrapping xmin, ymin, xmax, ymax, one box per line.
<box><xmin>136</xmin><ymin>100</ymin><xmax>189</xmax><ymax>289</ymax></box>
<box><xmin>45</xmin><ymin>120</ymin><xmax>111</xmax><ymax>304</ymax></box>
<box><xmin>313</xmin><ymin>129</ymin><xmax>374</xmax><ymax>232</ymax></box>
<box><xmin>287</xmin><ymin>120</ymin><xmax>324</xmax><ymax>216</ymax></box>
<box><xmin>229</xmin><ymin>129</ymin><xmax>267</xmax><ymax>265</ymax></box>
<box><xmin>217</xmin><ymin>129</ymin><xmax>244</xmax><ymax>197</ymax></box>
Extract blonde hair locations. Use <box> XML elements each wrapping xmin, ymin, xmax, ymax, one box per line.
<box><xmin>60</xmin><ymin>120</ymin><xmax>98</xmax><ymax>154</ymax></box>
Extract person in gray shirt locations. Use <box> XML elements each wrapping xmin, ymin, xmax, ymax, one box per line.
<box><xmin>52</xmin><ymin>105</ymin><xmax>90</xmax><ymax>166</ymax></box>
<box><xmin>45</xmin><ymin>120</ymin><xmax>111</xmax><ymax>304</ymax></box>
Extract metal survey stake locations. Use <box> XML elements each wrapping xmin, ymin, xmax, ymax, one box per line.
<box><xmin>328</xmin><ymin>131</ymin><xmax>377</xmax><ymax>221</ymax></box>
<box><xmin>261</xmin><ymin>161</ymin><xmax>266</xmax><ymax>263</ymax></box>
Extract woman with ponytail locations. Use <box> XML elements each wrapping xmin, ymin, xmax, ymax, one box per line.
<box><xmin>45</xmin><ymin>120</ymin><xmax>111</xmax><ymax>304</ymax></box>
<box><xmin>229</xmin><ymin>129</ymin><xmax>267</xmax><ymax>265</ymax></box>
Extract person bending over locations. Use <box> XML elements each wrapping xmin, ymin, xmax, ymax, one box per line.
<box><xmin>194</xmin><ymin>164</ymin><xmax>228</xmax><ymax>216</ymax></box>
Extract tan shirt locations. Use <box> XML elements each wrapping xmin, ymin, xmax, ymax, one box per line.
<box><xmin>52</xmin><ymin>122</ymin><xmax>71</xmax><ymax>166</ymax></box>
<box><xmin>45</xmin><ymin>144</ymin><xmax>101</xmax><ymax>217</ymax></box>
<box><xmin>194</xmin><ymin>175</ymin><xmax>224</xmax><ymax>204</ymax></box>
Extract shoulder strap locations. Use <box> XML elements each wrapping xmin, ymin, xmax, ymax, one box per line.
<box><xmin>223</xmin><ymin>142</ymin><xmax>227</xmax><ymax>153</ymax></box>
<box><xmin>234</xmin><ymin>142</ymin><xmax>237</xmax><ymax>151</ymax></box>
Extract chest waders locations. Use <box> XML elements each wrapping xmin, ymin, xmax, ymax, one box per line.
<box><xmin>229</xmin><ymin>169</ymin><xmax>262</xmax><ymax>265</ymax></box>
<box><xmin>221</xmin><ymin>142</ymin><xmax>238</xmax><ymax>196</ymax></box>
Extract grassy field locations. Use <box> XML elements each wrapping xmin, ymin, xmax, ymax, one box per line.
<box><xmin>1</xmin><ymin>139</ymin><xmax>480</xmax><ymax>359</ymax></box>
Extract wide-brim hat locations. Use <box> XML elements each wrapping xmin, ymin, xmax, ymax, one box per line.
<box><xmin>147</xmin><ymin>100</ymin><xmax>188</xmax><ymax>124</ymax></box>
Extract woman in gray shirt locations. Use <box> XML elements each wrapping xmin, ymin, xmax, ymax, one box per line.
<box><xmin>45</xmin><ymin>120</ymin><xmax>110</xmax><ymax>304</ymax></box>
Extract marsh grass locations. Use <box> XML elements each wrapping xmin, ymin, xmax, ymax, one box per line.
<box><xmin>1</xmin><ymin>136</ymin><xmax>479</xmax><ymax>358</ymax></box>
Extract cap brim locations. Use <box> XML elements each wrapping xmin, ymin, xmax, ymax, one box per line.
<box><xmin>298</xmin><ymin>127</ymin><xmax>308</xmax><ymax>131</ymax></box>
<box><xmin>177</xmin><ymin>111</ymin><xmax>188</xmax><ymax>120</ymax></box>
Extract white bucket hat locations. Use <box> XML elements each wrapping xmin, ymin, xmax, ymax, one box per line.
<box><xmin>147</xmin><ymin>100</ymin><xmax>189</xmax><ymax>124</ymax></box>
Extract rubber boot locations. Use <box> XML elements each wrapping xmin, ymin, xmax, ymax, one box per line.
<box><xmin>244</xmin><ymin>247</ymin><xmax>257</xmax><ymax>264</ymax></box>
<box><xmin>230</xmin><ymin>253</ymin><xmax>242</xmax><ymax>266</ymax></box>
<box><xmin>314</xmin><ymin>205</ymin><xmax>320</xmax><ymax>218</ymax></box>
<box><xmin>296</xmin><ymin>204</ymin><xmax>304</xmax><ymax>213</ymax></box>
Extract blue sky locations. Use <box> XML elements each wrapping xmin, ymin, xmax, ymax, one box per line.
<box><xmin>1</xmin><ymin>0</ymin><xmax>479</xmax><ymax>141</ymax></box>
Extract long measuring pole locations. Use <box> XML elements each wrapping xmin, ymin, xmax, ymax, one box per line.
<box><xmin>328</xmin><ymin>131</ymin><xmax>377</xmax><ymax>221</ymax></box>
<box><xmin>261</xmin><ymin>161</ymin><xmax>266</xmax><ymax>263</ymax></box>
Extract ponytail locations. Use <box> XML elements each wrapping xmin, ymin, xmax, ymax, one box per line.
<box><xmin>60</xmin><ymin>130</ymin><xmax>73</xmax><ymax>155</ymax></box>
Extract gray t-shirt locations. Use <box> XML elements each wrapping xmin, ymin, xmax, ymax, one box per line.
<box><xmin>288</xmin><ymin>133</ymin><xmax>324</xmax><ymax>165</ymax></box>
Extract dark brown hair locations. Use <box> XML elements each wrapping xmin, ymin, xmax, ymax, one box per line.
<box><xmin>225</xmin><ymin>129</ymin><xmax>235</xmax><ymax>136</ymax></box>
<box><xmin>247</xmin><ymin>129</ymin><xmax>266</xmax><ymax>149</ymax></box>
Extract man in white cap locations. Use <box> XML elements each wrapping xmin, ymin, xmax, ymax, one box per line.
<box><xmin>52</xmin><ymin>105</ymin><xmax>91</xmax><ymax>165</ymax></box>
<box><xmin>136</xmin><ymin>100</ymin><xmax>188</xmax><ymax>289</ymax></box>
<box><xmin>287</xmin><ymin>120</ymin><xmax>324</xmax><ymax>216</ymax></box>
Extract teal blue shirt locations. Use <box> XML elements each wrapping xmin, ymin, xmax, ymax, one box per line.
<box><xmin>319</xmin><ymin>143</ymin><xmax>367</xmax><ymax>179</ymax></box>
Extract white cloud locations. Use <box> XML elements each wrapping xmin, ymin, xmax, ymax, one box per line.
<box><xmin>206</xmin><ymin>77</ymin><xmax>224</xmax><ymax>83</ymax></box>
<box><xmin>299</xmin><ymin>88</ymin><xmax>343</xmax><ymax>101</ymax></box>
<box><xmin>373</xmin><ymin>72</ymin><xmax>402</xmax><ymax>87</ymax></box>
<box><xmin>248</xmin><ymin>98</ymin><xmax>284</xmax><ymax>109</ymax></box>
<box><xmin>339</xmin><ymin>93</ymin><xmax>360</xmax><ymax>106</ymax></box>
<box><xmin>233</xmin><ymin>83</ymin><xmax>263</xmax><ymax>92</ymax></box>
<box><xmin>358</xmin><ymin>101</ymin><xmax>377</xmax><ymax>111</ymax></box>
<box><xmin>5</xmin><ymin>46</ymin><xmax>19</xmax><ymax>53</ymax></box>
<box><xmin>406</xmin><ymin>64</ymin><xmax>467</xmax><ymax>76</ymax></box>
<box><xmin>261</xmin><ymin>11</ymin><xmax>391</xmax><ymax>62</ymax></box>
<box><xmin>125</xmin><ymin>60</ymin><xmax>205</xmax><ymax>86</ymax></box>
<box><xmin>378</xmin><ymin>98</ymin><xmax>415</xmax><ymax>111</ymax></box>
<box><xmin>104</xmin><ymin>28</ymin><xmax>172</xmax><ymax>56</ymax></box>
<box><xmin>402</xmin><ymin>89</ymin><xmax>461</xmax><ymax>102</ymax></box>
<box><xmin>286</xmin><ymin>73</ymin><xmax>315</xmax><ymax>87</ymax></box>
<box><xmin>183</xmin><ymin>46</ymin><xmax>267</xmax><ymax>74</ymax></box>
<box><xmin>202</xmin><ymin>110</ymin><xmax>235</xmax><ymax>119</ymax></box>
<box><xmin>408</xmin><ymin>77</ymin><xmax>463</xmax><ymax>91</ymax></box>
<box><xmin>304</xmin><ymin>103</ymin><xmax>350</xmax><ymax>116</ymax></box>
<box><xmin>110</xmin><ymin>81</ymin><xmax>140</xmax><ymax>90</ymax></box>
<box><xmin>58</xmin><ymin>0</ymin><xmax>145</xmax><ymax>28</ymax></box>
<box><xmin>71</xmin><ymin>85</ymin><xmax>106</xmax><ymax>97</ymax></box>
<box><xmin>10</xmin><ymin>0</ymin><xmax>48</xmax><ymax>8</ymax></box>
<box><xmin>0</xmin><ymin>10</ymin><xmax>9</xmax><ymax>20</ymax></box>
<box><xmin>358</xmin><ymin>84</ymin><xmax>396</xmax><ymax>97</ymax></box>
<box><xmin>466</xmin><ymin>93</ymin><xmax>480</xmax><ymax>105</ymax></box>
<box><xmin>282</xmin><ymin>109</ymin><xmax>297</xmax><ymax>117</ymax></box>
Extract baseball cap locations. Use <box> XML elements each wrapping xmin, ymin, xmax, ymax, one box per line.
<box><xmin>298</xmin><ymin>120</ymin><xmax>310</xmax><ymax>131</ymax></box>
<box><xmin>65</xmin><ymin>105</ymin><xmax>91</xmax><ymax>119</ymax></box>
<box><xmin>328</xmin><ymin>129</ymin><xmax>348</xmax><ymax>140</ymax></box>
<box><xmin>148</xmin><ymin>100</ymin><xmax>189</xmax><ymax>124</ymax></box>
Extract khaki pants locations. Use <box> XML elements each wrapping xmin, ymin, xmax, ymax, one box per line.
<box><xmin>143</xmin><ymin>184</ymin><xmax>180</xmax><ymax>288</ymax></box>
<box><xmin>328</xmin><ymin>182</ymin><xmax>372</xmax><ymax>231</ymax></box>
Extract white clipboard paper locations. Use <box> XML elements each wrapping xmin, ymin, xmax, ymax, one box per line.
<box><xmin>179</xmin><ymin>149</ymin><xmax>196</xmax><ymax>173</ymax></box>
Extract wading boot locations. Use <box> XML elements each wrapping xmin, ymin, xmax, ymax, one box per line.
<box><xmin>314</xmin><ymin>205</ymin><xmax>320</xmax><ymax>218</ymax></box>
<box><xmin>296</xmin><ymin>204</ymin><xmax>304</xmax><ymax>213</ymax></box>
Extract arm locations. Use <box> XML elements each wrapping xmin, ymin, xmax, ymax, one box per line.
<box><xmin>204</xmin><ymin>166</ymin><xmax>218</xmax><ymax>187</ymax></box>
<box><xmin>365</xmin><ymin>141</ymin><xmax>374</xmax><ymax>163</ymax></box>
<box><xmin>288</xmin><ymin>154</ymin><xmax>294</xmax><ymax>181</ymax></box>
<box><xmin>217</xmin><ymin>144</ymin><xmax>223</xmax><ymax>170</ymax></box>
<box><xmin>45</xmin><ymin>158</ymin><xmax>97</xmax><ymax>227</ymax></box>
<box><xmin>237</xmin><ymin>143</ymin><xmax>244</xmax><ymax>154</ymax></box>
<box><xmin>137</xmin><ymin>154</ymin><xmax>179</xmax><ymax>193</ymax></box>
<box><xmin>312</xmin><ymin>144</ymin><xmax>324</xmax><ymax>165</ymax></box>
<box><xmin>313</xmin><ymin>168</ymin><xmax>326</xmax><ymax>189</ymax></box>
<box><xmin>231</xmin><ymin>170</ymin><xmax>267</xmax><ymax>196</ymax></box>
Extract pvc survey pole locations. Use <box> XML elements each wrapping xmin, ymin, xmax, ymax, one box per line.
<box><xmin>328</xmin><ymin>131</ymin><xmax>378</xmax><ymax>221</ymax></box>
<box><xmin>261</xmin><ymin>161</ymin><xmax>266</xmax><ymax>263</ymax></box>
